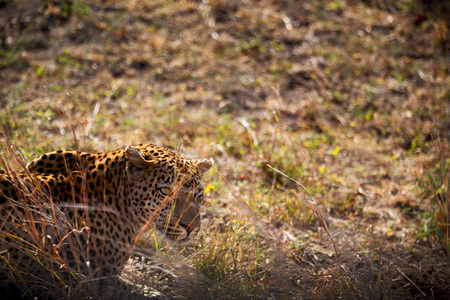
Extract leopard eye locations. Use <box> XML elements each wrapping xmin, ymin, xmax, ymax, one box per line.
<box><xmin>159</xmin><ymin>187</ymin><xmax>171</xmax><ymax>196</ymax></box>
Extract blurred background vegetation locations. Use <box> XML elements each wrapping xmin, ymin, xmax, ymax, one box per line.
<box><xmin>0</xmin><ymin>0</ymin><xmax>449</xmax><ymax>298</ymax></box>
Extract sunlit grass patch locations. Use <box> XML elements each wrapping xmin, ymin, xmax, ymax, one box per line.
<box><xmin>417</xmin><ymin>136</ymin><xmax>450</xmax><ymax>247</ymax></box>
<box><xmin>192</xmin><ymin>218</ymin><xmax>272</xmax><ymax>298</ymax></box>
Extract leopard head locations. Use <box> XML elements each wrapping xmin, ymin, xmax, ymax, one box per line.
<box><xmin>125</xmin><ymin>146</ymin><xmax>212</xmax><ymax>242</ymax></box>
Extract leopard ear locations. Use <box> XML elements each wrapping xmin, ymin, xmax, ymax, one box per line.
<box><xmin>125</xmin><ymin>146</ymin><xmax>154</xmax><ymax>178</ymax></box>
<box><xmin>195</xmin><ymin>158</ymin><xmax>214</xmax><ymax>175</ymax></box>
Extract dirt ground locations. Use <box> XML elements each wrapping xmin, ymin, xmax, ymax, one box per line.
<box><xmin>1</xmin><ymin>0</ymin><xmax>449</xmax><ymax>299</ymax></box>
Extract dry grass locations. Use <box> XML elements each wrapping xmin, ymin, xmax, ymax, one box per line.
<box><xmin>1</xmin><ymin>0</ymin><xmax>449</xmax><ymax>298</ymax></box>
<box><xmin>0</xmin><ymin>136</ymin><xmax>149</xmax><ymax>299</ymax></box>
<box><xmin>0</xmin><ymin>137</ymin><xmax>89</xmax><ymax>299</ymax></box>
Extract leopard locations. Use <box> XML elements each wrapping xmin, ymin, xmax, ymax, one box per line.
<box><xmin>0</xmin><ymin>144</ymin><xmax>212</xmax><ymax>297</ymax></box>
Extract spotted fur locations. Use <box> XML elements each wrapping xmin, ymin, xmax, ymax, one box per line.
<box><xmin>0</xmin><ymin>144</ymin><xmax>212</xmax><ymax>283</ymax></box>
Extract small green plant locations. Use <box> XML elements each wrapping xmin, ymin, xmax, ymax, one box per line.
<box><xmin>329</xmin><ymin>0</ymin><xmax>344</xmax><ymax>11</ymax></box>
<box><xmin>72</xmin><ymin>0</ymin><xmax>91</xmax><ymax>16</ymax></box>
<box><xmin>428</xmin><ymin>162</ymin><xmax>449</xmax><ymax>243</ymax></box>
<box><xmin>0</xmin><ymin>42</ymin><xmax>27</xmax><ymax>70</ymax></box>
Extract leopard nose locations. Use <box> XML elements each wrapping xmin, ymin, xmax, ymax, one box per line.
<box><xmin>182</xmin><ymin>222</ymin><xmax>199</xmax><ymax>232</ymax></box>
<box><xmin>188</xmin><ymin>222</ymin><xmax>199</xmax><ymax>232</ymax></box>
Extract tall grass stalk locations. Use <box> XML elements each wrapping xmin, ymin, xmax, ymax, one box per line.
<box><xmin>425</xmin><ymin>133</ymin><xmax>450</xmax><ymax>247</ymax></box>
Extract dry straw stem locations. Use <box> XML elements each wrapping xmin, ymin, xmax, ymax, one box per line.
<box><xmin>396</xmin><ymin>266</ymin><xmax>426</xmax><ymax>297</ymax></box>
